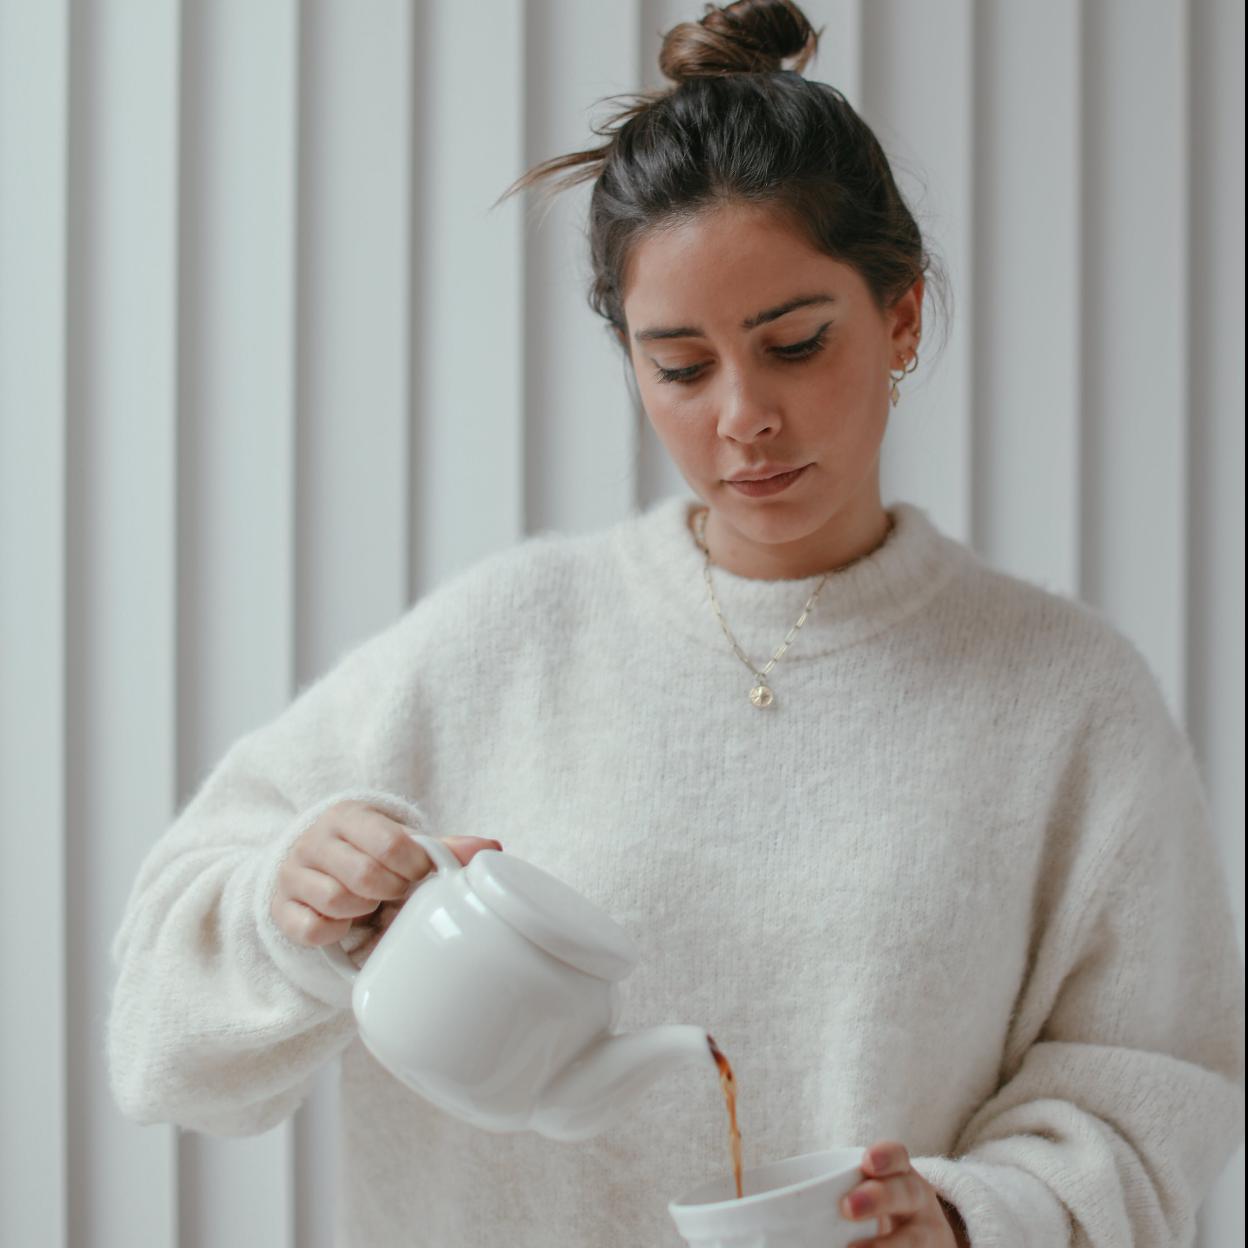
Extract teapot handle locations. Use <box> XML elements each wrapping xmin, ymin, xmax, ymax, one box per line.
<box><xmin>319</xmin><ymin>831</ymin><xmax>463</xmax><ymax>984</ymax></box>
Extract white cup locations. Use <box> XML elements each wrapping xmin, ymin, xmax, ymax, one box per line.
<box><xmin>668</xmin><ymin>1148</ymin><xmax>882</xmax><ymax>1248</ymax></box>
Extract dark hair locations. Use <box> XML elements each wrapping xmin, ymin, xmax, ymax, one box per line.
<box><xmin>493</xmin><ymin>0</ymin><xmax>950</xmax><ymax>367</ymax></box>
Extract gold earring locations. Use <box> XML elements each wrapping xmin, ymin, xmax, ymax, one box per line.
<box><xmin>889</xmin><ymin>351</ymin><xmax>920</xmax><ymax>407</ymax></box>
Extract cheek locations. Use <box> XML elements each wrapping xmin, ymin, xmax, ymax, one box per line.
<box><xmin>812</xmin><ymin>348</ymin><xmax>890</xmax><ymax>418</ymax></box>
<box><xmin>640</xmin><ymin>389</ymin><xmax>702</xmax><ymax>451</ymax></box>
<box><xmin>662</xmin><ymin>408</ymin><xmax>717</xmax><ymax>458</ymax></box>
<box><xmin>814</xmin><ymin>341</ymin><xmax>880</xmax><ymax>396</ymax></box>
<box><xmin>648</xmin><ymin>404</ymin><xmax>724</xmax><ymax>480</ymax></box>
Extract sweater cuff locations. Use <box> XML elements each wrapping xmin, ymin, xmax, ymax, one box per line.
<box><xmin>909</xmin><ymin>1154</ymin><xmax>1071</xmax><ymax>1248</ymax></box>
<box><xmin>250</xmin><ymin>788</ymin><xmax>437</xmax><ymax>1011</ymax></box>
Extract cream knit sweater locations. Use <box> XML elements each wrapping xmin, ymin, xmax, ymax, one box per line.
<box><xmin>107</xmin><ymin>492</ymin><xmax>1246</xmax><ymax>1247</ymax></box>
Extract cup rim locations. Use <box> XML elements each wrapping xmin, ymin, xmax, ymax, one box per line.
<box><xmin>668</xmin><ymin>1146</ymin><xmax>864</xmax><ymax>1217</ymax></box>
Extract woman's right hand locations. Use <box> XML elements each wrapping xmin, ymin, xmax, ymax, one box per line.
<box><xmin>271</xmin><ymin>799</ymin><xmax>502</xmax><ymax>964</ymax></box>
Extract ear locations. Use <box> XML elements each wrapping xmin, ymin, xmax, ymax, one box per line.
<box><xmin>888</xmin><ymin>276</ymin><xmax>924</xmax><ymax>355</ymax></box>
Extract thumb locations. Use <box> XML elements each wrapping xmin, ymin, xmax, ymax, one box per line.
<box><xmin>441</xmin><ymin>835</ymin><xmax>504</xmax><ymax>866</ymax></box>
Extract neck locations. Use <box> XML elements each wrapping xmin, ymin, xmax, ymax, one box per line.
<box><xmin>614</xmin><ymin>494</ymin><xmax>973</xmax><ymax>659</ymax></box>
<box><xmin>692</xmin><ymin>491</ymin><xmax>894</xmax><ymax>581</ymax></box>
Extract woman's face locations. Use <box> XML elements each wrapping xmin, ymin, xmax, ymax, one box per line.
<box><xmin>617</xmin><ymin>202</ymin><xmax>922</xmax><ymax>579</ymax></box>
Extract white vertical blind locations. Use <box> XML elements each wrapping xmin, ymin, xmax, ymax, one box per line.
<box><xmin>415</xmin><ymin>0</ymin><xmax>527</xmax><ymax>581</ymax></box>
<box><xmin>65</xmin><ymin>3</ymin><xmax>183</xmax><ymax>1247</ymax></box>
<box><xmin>0</xmin><ymin>1</ymin><xmax>1241</xmax><ymax>1244</ymax></box>
<box><xmin>0</xmin><ymin>2</ymin><xmax>70</xmax><ymax>1246</ymax></box>
<box><xmin>1187</xmin><ymin>1</ymin><xmax>1246</xmax><ymax>1241</ymax></box>
<box><xmin>968</xmin><ymin>0</ymin><xmax>1083</xmax><ymax>594</ymax></box>
<box><xmin>863</xmin><ymin>0</ymin><xmax>977</xmax><ymax>541</ymax></box>
<box><xmin>176</xmin><ymin>2</ymin><xmax>299</xmax><ymax>1246</ymax></box>
<box><xmin>293</xmin><ymin>3</ymin><xmax>417</xmax><ymax>1244</ymax></box>
<box><xmin>1082</xmin><ymin>0</ymin><xmax>1191</xmax><ymax>716</ymax></box>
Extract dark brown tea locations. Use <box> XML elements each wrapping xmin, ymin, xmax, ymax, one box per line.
<box><xmin>707</xmin><ymin>1034</ymin><xmax>743</xmax><ymax>1200</ymax></box>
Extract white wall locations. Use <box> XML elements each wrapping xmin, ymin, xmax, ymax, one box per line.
<box><xmin>1</xmin><ymin>1</ymin><xmax>1241</xmax><ymax>1244</ymax></box>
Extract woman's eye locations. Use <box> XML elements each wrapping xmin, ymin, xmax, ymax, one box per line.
<box><xmin>652</xmin><ymin>323</ymin><xmax>831</xmax><ymax>386</ymax></box>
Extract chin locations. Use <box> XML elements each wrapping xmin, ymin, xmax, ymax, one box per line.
<box><xmin>723</xmin><ymin>497</ymin><xmax>830</xmax><ymax>536</ymax></box>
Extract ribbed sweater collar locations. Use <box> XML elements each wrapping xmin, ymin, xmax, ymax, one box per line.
<box><xmin>610</xmin><ymin>492</ymin><xmax>976</xmax><ymax>659</ymax></box>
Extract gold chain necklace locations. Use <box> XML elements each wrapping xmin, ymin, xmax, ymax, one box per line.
<box><xmin>688</xmin><ymin>501</ymin><xmax>833</xmax><ymax>708</ymax></box>
<box><xmin>693</xmin><ymin>506</ymin><xmax>891</xmax><ymax>709</ymax></box>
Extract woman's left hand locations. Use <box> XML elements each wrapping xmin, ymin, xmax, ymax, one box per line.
<box><xmin>841</xmin><ymin>1140</ymin><xmax>968</xmax><ymax>1247</ymax></box>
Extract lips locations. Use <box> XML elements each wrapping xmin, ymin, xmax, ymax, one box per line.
<box><xmin>725</xmin><ymin>463</ymin><xmax>812</xmax><ymax>496</ymax></box>
<box><xmin>726</xmin><ymin>465</ymin><xmax>806</xmax><ymax>482</ymax></box>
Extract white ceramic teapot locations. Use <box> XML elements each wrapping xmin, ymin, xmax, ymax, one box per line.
<box><xmin>320</xmin><ymin>832</ymin><xmax>716</xmax><ymax>1141</ymax></box>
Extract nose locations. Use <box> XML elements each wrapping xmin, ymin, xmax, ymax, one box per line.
<box><xmin>714</xmin><ymin>370</ymin><xmax>783</xmax><ymax>443</ymax></box>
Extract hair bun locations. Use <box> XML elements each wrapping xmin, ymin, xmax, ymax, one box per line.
<box><xmin>658</xmin><ymin>0</ymin><xmax>819</xmax><ymax>85</ymax></box>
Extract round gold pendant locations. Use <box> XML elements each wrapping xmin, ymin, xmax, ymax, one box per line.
<box><xmin>749</xmin><ymin>683</ymin><xmax>774</xmax><ymax>708</ymax></box>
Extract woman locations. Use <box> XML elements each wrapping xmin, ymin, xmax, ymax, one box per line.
<box><xmin>107</xmin><ymin>2</ymin><xmax>1245</xmax><ymax>1245</ymax></box>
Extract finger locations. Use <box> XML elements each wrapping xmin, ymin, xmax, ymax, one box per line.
<box><xmin>845</xmin><ymin>1211</ymin><xmax>894</xmax><ymax>1247</ymax></box>
<box><xmin>443</xmin><ymin>835</ymin><xmax>505</xmax><ymax>866</ymax></box>
<box><xmin>843</xmin><ymin>1213</ymin><xmax>893</xmax><ymax>1243</ymax></box>
<box><xmin>331</xmin><ymin>806</ymin><xmax>438</xmax><ymax>885</ymax></box>
<box><xmin>317</xmin><ymin>837</ymin><xmax>412</xmax><ymax>903</ymax></box>
<box><xmin>863</xmin><ymin>1141</ymin><xmax>911</xmax><ymax>1178</ymax></box>
<box><xmin>840</xmin><ymin>1173</ymin><xmax>927</xmax><ymax>1224</ymax></box>
<box><xmin>293</xmin><ymin>865</ymin><xmax>387</xmax><ymax>919</ymax></box>
<box><xmin>336</xmin><ymin>806</ymin><xmax>502</xmax><ymax>883</ymax></box>
<box><xmin>277</xmin><ymin>896</ymin><xmax>352</xmax><ymax>947</ymax></box>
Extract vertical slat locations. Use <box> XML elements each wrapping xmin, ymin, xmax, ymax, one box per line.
<box><xmin>863</xmin><ymin>0</ymin><xmax>975</xmax><ymax>542</ymax></box>
<box><xmin>407</xmin><ymin>0</ymin><xmax>437</xmax><ymax>581</ymax></box>
<box><xmin>800</xmin><ymin>0</ymin><xmax>863</xmax><ymax>103</ymax></box>
<box><xmin>412</xmin><ymin>0</ymin><xmax>525</xmax><ymax>574</ymax></box>
<box><xmin>1189</xmin><ymin>0</ymin><xmax>1245</xmax><ymax>1243</ymax></box>
<box><xmin>1080</xmin><ymin>0</ymin><xmax>1189</xmax><ymax>716</ymax></box>
<box><xmin>295</xmin><ymin>0</ymin><xmax>416</xmax><ymax>644</ymax></box>
<box><xmin>292</xmin><ymin>3</ymin><xmax>416</xmax><ymax>1245</ymax></box>
<box><xmin>972</xmin><ymin>0</ymin><xmax>1082</xmax><ymax>593</ymax></box>
<box><xmin>0</xmin><ymin>2</ymin><xmax>69</xmax><ymax>1246</ymax></box>
<box><xmin>524</xmin><ymin>0</ymin><xmax>640</xmax><ymax>531</ymax></box>
<box><xmin>65</xmin><ymin>0</ymin><xmax>181</xmax><ymax>1245</ymax></box>
<box><xmin>1186</xmin><ymin>0</ymin><xmax>1246</xmax><ymax>950</ymax></box>
<box><xmin>175</xmin><ymin>2</ymin><xmax>299</xmax><ymax>1246</ymax></box>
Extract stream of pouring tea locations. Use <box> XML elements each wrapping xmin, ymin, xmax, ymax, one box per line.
<box><xmin>707</xmin><ymin>1034</ymin><xmax>743</xmax><ymax>1200</ymax></box>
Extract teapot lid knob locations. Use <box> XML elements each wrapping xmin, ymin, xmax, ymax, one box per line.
<box><xmin>465</xmin><ymin>851</ymin><xmax>639</xmax><ymax>982</ymax></box>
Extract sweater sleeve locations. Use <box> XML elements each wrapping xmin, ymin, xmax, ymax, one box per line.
<box><xmin>105</xmin><ymin>609</ymin><xmax>437</xmax><ymax>1137</ymax></box>
<box><xmin>910</xmin><ymin>665</ymin><xmax>1246</xmax><ymax>1247</ymax></box>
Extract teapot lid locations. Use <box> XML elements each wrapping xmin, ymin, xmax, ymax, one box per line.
<box><xmin>465</xmin><ymin>851</ymin><xmax>639</xmax><ymax>982</ymax></box>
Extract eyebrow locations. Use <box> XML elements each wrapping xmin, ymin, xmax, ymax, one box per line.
<box><xmin>632</xmin><ymin>293</ymin><xmax>837</xmax><ymax>343</ymax></box>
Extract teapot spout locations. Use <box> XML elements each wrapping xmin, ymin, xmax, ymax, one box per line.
<box><xmin>529</xmin><ymin>1024</ymin><xmax>716</xmax><ymax>1142</ymax></box>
